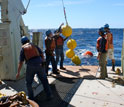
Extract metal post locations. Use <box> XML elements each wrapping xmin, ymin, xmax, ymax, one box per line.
<box><xmin>121</xmin><ymin>29</ymin><xmax>124</xmax><ymax>77</ymax></box>
<box><xmin>32</xmin><ymin>32</ymin><xmax>43</xmax><ymax>50</ymax></box>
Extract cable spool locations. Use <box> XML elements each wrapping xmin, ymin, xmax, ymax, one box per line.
<box><xmin>66</xmin><ymin>49</ymin><xmax>75</xmax><ymax>58</ymax></box>
<box><xmin>67</xmin><ymin>39</ymin><xmax>77</xmax><ymax>49</ymax></box>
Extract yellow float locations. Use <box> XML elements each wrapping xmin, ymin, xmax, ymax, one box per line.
<box><xmin>67</xmin><ymin>39</ymin><xmax>77</xmax><ymax>49</ymax></box>
<box><xmin>0</xmin><ymin>93</ymin><xmax>6</xmax><ymax>98</ymax></box>
<box><xmin>62</xmin><ymin>25</ymin><xmax>72</xmax><ymax>37</ymax></box>
<box><xmin>71</xmin><ymin>55</ymin><xmax>81</xmax><ymax>65</ymax></box>
<box><xmin>66</xmin><ymin>49</ymin><xmax>75</xmax><ymax>58</ymax></box>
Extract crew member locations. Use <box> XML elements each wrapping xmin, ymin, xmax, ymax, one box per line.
<box><xmin>45</xmin><ymin>30</ymin><xmax>59</xmax><ymax>75</ymax></box>
<box><xmin>96</xmin><ymin>27</ymin><xmax>108</xmax><ymax>79</ymax></box>
<box><xmin>16</xmin><ymin>36</ymin><xmax>52</xmax><ymax>100</ymax></box>
<box><xmin>104</xmin><ymin>24</ymin><xmax>115</xmax><ymax>71</ymax></box>
<box><xmin>54</xmin><ymin>23</ymin><xmax>68</xmax><ymax>70</ymax></box>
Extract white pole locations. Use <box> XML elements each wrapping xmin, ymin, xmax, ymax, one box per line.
<box><xmin>121</xmin><ymin>29</ymin><xmax>124</xmax><ymax>77</ymax></box>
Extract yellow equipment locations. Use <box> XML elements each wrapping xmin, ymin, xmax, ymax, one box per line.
<box><xmin>66</xmin><ymin>49</ymin><xmax>75</xmax><ymax>58</ymax></box>
<box><xmin>115</xmin><ymin>68</ymin><xmax>121</xmax><ymax>75</ymax></box>
<box><xmin>0</xmin><ymin>93</ymin><xmax>6</xmax><ymax>98</ymax></box>
<box><xmin>62</xmin><ymin>25</ymin><xmax>72</xmax><ymax>37</ymax></box>
<box><xmin>71</xmin><ymin>55</ymin><xmax>81</xmax><ymax>65</ymax></box>
<box><xmin>67</xmin><ymin>39</ymin><xmax>77</xmax><ymax>49</ymax></box>
<box><xmin>17</xmin><ymin>91</ymin><xmax>26</xmax><ymax>99</ymax></box>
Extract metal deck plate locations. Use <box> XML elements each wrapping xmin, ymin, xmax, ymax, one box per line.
<box><xmin>35</xmin><ymin>78</ymin><xmax>83</xmax><ymax>107</ymax></box>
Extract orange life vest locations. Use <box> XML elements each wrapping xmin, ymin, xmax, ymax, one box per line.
<box><xmin>22</xmin><ymin>43</ymin><xmax>40</xmax><ymax>60</ymax></box>
<box><xmin>96</xmin><ymin>37</ymin><xmax>101</xmax><ymax>51</ymax></box>
<box><xmin>45</xmin><ymin>37</ymin><xmax>56</xmax><ymax>51</ymax></box>
<box><xmin>51</xmin><ymin>39</ymin><xmax>56</xmax><ymax>50</ymax></box>
<box><xmin>56</xmin><ymin>36</ymin><xmax>64</xmax><ymax>46</ymax></box>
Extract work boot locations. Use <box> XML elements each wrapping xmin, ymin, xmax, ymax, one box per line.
<box><xmin>112</xmin><ymin>64</ymin><xmax>115</xmax><ymax>71</ymax></box>
<box><xmin>60</xmin><ymin>66</ymin><xmax>66</xmax><ymax>70</ymax></box>
<box><xmin>53</xmin><ymin>70</ymin><xmax>60</xmax><ymax>74</ymax></box>
<box><xmin>97</xmin><ymin>76</ymin><xmax>105</xmax><ymax>79</ymax></box>
<box><xmin>105</xmin><ymin>75</ymin><xmax>108</xmax><ymax>78</ymax></box>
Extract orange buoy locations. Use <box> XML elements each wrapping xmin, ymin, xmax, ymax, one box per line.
<box><xmin>83</xmin><ymin>51</ymin><xmax>93</xmax><ymax>57</ymax></box>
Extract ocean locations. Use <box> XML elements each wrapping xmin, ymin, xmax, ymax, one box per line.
<box><xmin>30</xmin><ymin>28</ymin><xmax>123</xmax><ymax>66</ymax></box>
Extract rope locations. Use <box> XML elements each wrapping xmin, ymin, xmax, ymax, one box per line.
<box><xmin>25</xmin><ymin>0</ymin><xmax>31</xmax><ymax>12</ymax></box>
<box><xmin>15</xmin><ymin>0</ymin><xmax>31</xmax><ymax>29</ymax></box>
<box><xmin>62</xmin><ymin>0</ymin><xmax>68</xmax><ymax>25</ymax></box>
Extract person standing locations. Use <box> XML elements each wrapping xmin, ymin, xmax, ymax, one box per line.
<box><xmin>16</xmin><ymin>36</ymin><xmax>52</xmax><ymax>100</ymax></box>
<box><xmin>96</xmin><ymin>27</ymin><xmax>108</xmax><ymax>79</ymax></box>
<box><xmin>54</xmin><ymin>23</ymin><xmax>68</xmax><ymax>70</ymax></box>
<box><xmin>104</xmin><ymin>24</ymin><xmax>115</xmax><ymax>71</ymax></box>
<box><xmin>45</xmin><ymin>30</ymin><xmax>59</xmax><ymax>75</ymax></box>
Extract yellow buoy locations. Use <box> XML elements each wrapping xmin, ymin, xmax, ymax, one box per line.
<box><xmin>66</xmin><ymin>49</ymin><xmax>75</xmax><ymax>58</ymax></box>
<box><xmin>71</xmin><ymin>55</ymin><xmax>81</xmax><ymax>65</ymax></box>
<box><xmin>67</xmin><ymin>39</ymin><xmax>77</xmax><ymax>49</ymax></box>
<box><xmin>62</xmin><ymin>25</ymin><xmax>72</xmax><ymax>37</ymax></box>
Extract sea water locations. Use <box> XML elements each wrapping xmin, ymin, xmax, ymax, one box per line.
<box><xmin>30</xmin><ymin>28</ymin><xmax>123</xmax><ymax>66</ymax></box>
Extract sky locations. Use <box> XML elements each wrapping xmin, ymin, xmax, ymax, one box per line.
<box><xmin>22</xmin><ymin>0</ymin><xmax>124</xmax><ymax>29</ymax></box>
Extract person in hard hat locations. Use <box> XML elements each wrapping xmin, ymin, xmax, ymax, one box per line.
<box><xmin>104</xmin><ymin>24</ymin><xmax>115</xmax><ymax>71</ymax></box>
<box><xmin>54</xmin><ymin>23</ymin><xmax>68</xmax><ymax>70</ymax></box>
<box><xmin>16</xmin><ymin>36</ymin><xmax>53</xmax><ymax>100</ymax></box>
<box><xmin>96</xmin><ymin>27</ymin><xmax>108</xmax><ymax>79</ymax></box>
<box><xmin>45</xmin><ymin>30</ymin><xmax>59</xmax><ymax>75</ymax></box>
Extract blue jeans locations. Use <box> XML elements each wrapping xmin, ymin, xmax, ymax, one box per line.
<box><xmin>46</xmin><ymin>54</ymin><xmax>57</xmax><ymax>74</ymax></box>
<box><xmin>26</xmin><ymin>65</ymin><xmax>52</xmax><ymax>100</ymax></box>
<box><xmin>55</xmin><ymin>48</ymin><xmax>64</xmax><ymax>68</ymax></box>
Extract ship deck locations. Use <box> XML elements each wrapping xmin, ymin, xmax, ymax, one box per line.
<box><xmin>0</xmin><ymin>66</ymin><xmax>124</xmax><ymax>107</ymax></box>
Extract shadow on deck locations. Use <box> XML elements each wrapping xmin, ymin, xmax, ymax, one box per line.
<box><xmin>1</xmin><ymin>66</ymin><xmax>123</xmax><ymax>107</ymax></box>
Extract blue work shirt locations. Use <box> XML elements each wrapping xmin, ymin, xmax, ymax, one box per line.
<box><xmin>20</xmin><ymin>45</ymin><xmax>43</xmax><ymax>66</ymax></box>
<box><xmin>99</xmin><ymin>37</ymin><xmax>107</xmax><ymax>53</ymax></box>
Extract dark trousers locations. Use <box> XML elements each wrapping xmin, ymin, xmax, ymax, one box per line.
<box><xmin>55</xmin><ymin>48</ymin><xmax>64</xmax><ymax>68</ymax></box>
<box><xmin>46</xmin><ymin>54</ymin><xmax>57</xmax><ymax>74</ymax></box>
<box><xmin>26</xmin><ymin>65</ymin><xmax>52</xmax><ymax>100</ymax></box>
